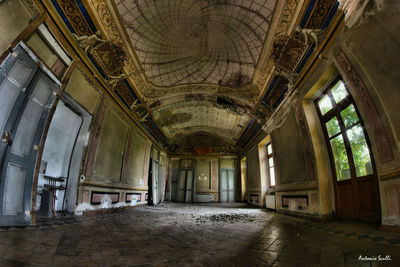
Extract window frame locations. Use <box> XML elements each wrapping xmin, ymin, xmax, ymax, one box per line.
<box><xmin>314</xmin><ymin>76</ymin><xmax>376</xmax><ymax>182</ymax></box>
<box><xmin>266</xmin><ymin>142</ymin><xmax>276</xmax><ymax>188</ymax></box>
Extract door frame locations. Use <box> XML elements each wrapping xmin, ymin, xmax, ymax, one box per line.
<box><xmin>0</xmin><ymin>42</ymin><xmax>65</xmax><ymax>225</ymax></box>
<box><xmin>152</xmin><ymin>159</ymin><xmax>160</xmax><ymax>205</ymax></box>
<box><xmin>177</xmin><ymin>168</ymin><xmax>195</xmax><ymax>203</ymax></box>
<box><xmin>59</xmin><ymin>94</ymin><xmax>92</xmax><ymax>213</ymax></box>
<box><xmin>314</xmin><ymin>76</ymin><xmax>380</xmax><ymax>222</ymax></box>
<box><xmin>219</xmin><ymin>167</ymin><xmax>235</xmax><ymax>203</ymax></box>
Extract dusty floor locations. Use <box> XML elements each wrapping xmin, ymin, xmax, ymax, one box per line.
<box><xmin>0</xmin><ymin>203</ymin><xmax>399</xmax><ymax>266</ymax></box>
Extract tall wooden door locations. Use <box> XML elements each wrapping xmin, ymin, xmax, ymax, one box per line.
<box><xmin>316</xmin><ymin>78</ymin><xmax>380</xmax><ymax>222</ymax></box>
<box><xmin>178</xmin><ymin>169</ymin><xmax>193</xmax><ymax>202</ymax></box>
<box><xmin>151</xmin><ymin>160</ymin><xmax>159</xmax><ymax>205</ymax></box>
<box><xmin>220</xmin><ymin>169</ymin><xmax>234</xmax><ymax>203</ymax></box>
<box><xmin>0</xmin><ymin>47</ymin><xmax>59</xmax><ymax>225</ymax></box>
<box><xmin>171</xmin><ymin>168</ymin><xmax>178</xmax><ymax>202</ymax></box>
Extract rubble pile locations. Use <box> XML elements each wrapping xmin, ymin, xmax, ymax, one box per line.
<box><xmin>196</xmin><ymin>213</ymin><xmax>255</xmax><ymax>224</ymax></box>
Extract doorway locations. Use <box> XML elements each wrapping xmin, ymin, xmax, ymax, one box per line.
<box><xmin>315</xmin><ymin>77</ymin><xmax>380</xmax><ymax>222</ymax></box>
<box><xmin>220</xmin><ymin>169</ymin><xmax>235</xmax><ymax>202</ymax></box>
<box><xmin>148</xmin><ymin>158</ymin><xmax>161</xmax><ymax>205</ymax></box>
<box><xmin>158</xmin><ymin>163</ymin><xmax>165</xmax><ymax>203</ymax></box>
<box><xmin>36</xmin><ymin>96</ymin><xmax>91</xmax><ymax>216</ymax></box>
<box><xmin>171</xmin><ymin>168</ymin><xmax>178</xmax><ymax>202</ymax></box>
<box><xmin>0</xmin><ymin>45</ymin><xmax>60</xmax><ymax>225</ymax></box>
<box><xmin>178</xmin><ymin>169</ymin><xmax>193</xmax><ymax>202</ymax></box>
<box><xmin>240</xmin><ymin>158</ymin><xmax>247</xmax><ymax>202</ymax></box>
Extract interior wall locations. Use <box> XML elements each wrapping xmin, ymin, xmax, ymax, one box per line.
<box><xmin>193</xmin><ymin>158</ymin><xmax>219</xmax><ymax>202</ymax></box>
<box><xmin>167</xmin><ymin>157</ymin><xmax>238</xmax><ymax>203</ymax></box>
<box><xmin>92</xmin><ymin>109</ymin><xmax>129</xmax><ymax>182</ymax></box>
<box><xmin>26</xmin><ymin>33</ymin><xmax>59</xmax><ymax>69</ymax></box>
<box><xmin>295</xmin><ymin>0</ymin><xmax>400</xmax><ymax>224</ymax></box>
<box><xmin>246</xmin><ymin>146</ymin><xmax>261</xmax><ymax>206</ymax></box>
<box><xmin>196</xmin><ymin>160</ymin><xmax>211</xmax><ymax>192</ymax></box>
<box><xmin>272</xmin><ymin>109</ymin><xmax>308</xmax><ymax>184</ymax></box>
<box><xmin>240</xmin><ymin>158</ymin><xmax>247</xmax><ymax>202</ymax></box>
<box><xmin>64</xmin><ymin>69</ymin><xmax>101</xmax><ymax>114</ymax></box>
<box><xmin>0</xmin><ymin>0</ymin><xmax>32</xmax><ymax>53</ymax></box>
<box><xmin>337</xmin><ymin>1</ymin><xmax>400</xmax><ymax>227</ymax></box>
<box><xmin>80</xmin><ymin>93</ymin><xmax>154</xmax><ymax>207</ymax></box>
<box><xmin>126</xmin><ymin>132</ymin><xmax>149</xmax><ymax>186</ymax></box>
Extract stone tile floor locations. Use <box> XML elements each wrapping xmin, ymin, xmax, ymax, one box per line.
<box><xmin>0</xmin><ymin>202</ymin><xmax>399</xmax><ymax>266</ymax></box>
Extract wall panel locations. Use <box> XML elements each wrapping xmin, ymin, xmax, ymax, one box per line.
<box><xmin>93</xmin><ymin>109</ymin><xmax>129</xmax><ymax>181</ymax></box>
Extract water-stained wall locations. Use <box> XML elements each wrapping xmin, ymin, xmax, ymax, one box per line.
<box><xmin>337</xmin><ymin>1</ymin><xmax>400</xmax><ymax>228</ymax></box>
<box><xmin>0</xmin><ymin>0</ymin><xmax>31</xmax><ymax>53</ymax></box>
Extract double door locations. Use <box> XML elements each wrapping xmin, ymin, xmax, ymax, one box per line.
<box><xmin>0</xmin><ymin>46</ymin><xmax>59</xmax><ymax>225</ymax></box>
<box><xmin>178</xmin><ymin>169</ymin><xmax>193</xmax><ymax>202</ymax></box>
<box><xmin>220</xmin><ymin>169</ymin><xmax>234</xmax><ymax>202</ymax></box>
<box><xmin>316</xmin><ymin>78</ymin><xmax>380</xmax><ymax>222</ymax></box>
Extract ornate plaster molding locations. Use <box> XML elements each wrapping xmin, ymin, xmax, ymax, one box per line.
<box><xmin>335</xmin><ymin>49</ymin><xmax>394</xmax><ymax>163</ymax></box>
<box><xmin>88</xmin><ymin>0</ymin><xmax>303</xmax><ymax>108</ymax></box>
<box><xmin>23</xmin><ymin>0</ymin><xmax>42</xmax><ymax>17</ymax></box>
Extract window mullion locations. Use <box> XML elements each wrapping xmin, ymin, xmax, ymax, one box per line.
<box><xmin>337</xmin><ymin>114</ymin><xmax>357</xmax><ymax>179</ymax></box>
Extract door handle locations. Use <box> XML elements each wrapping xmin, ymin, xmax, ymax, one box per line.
<box><xmin>1</xmin><ymin>131</ymin><xmax>11</xmax><ymax>145</ymax></box>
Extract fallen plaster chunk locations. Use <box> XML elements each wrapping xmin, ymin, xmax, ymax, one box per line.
<box><xmin>100</xmin><ymin>194</ymin><xmax>112</xmax><ymax>209</ymax></box>
<box><xmin>130</xmin><ymin>197</ymin><xmax>138</xmax><ymax>206</ymax></box>
<box><xmin>75</xmin><ymin>203</ymin><xmax>95</xmax><ymax>216</ymax></box>
<box><xmin>115</xmin><ymin>202</ymin><xmax>127</xmax><ymax>208</ymax></box>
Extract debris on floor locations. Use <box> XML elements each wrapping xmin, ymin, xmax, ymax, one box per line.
<box><xmin>196</xmin><ymin>213</ymin><xmax>255</xmax><ymax>223</ymax></box>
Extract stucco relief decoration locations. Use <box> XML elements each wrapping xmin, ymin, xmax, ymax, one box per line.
<box><xmin>130</xmin><ymin>100</ymin><xmax>150</xmax><ymax>122</ymax></box>
<box><xmin>254</xmin><ymin>0</ymin><xmax>299</xmax><ymax>96</ymax></box>
<box><xmin>270</xmin><ymin>30</ymin><xmax>309</xmax><ymax>86</ymax></box>
<box><xmin>90</xmin><ymin>41</ymin><xmax>126</xmax><ymax>76</ymax></box>
<box><xmin>23</xmin><ymin>0</ymin><xmax>42</xmax><ymax>16</ymax></box>
<box><xmin>112</xmin><ymin>0</ymin><xmax>278</xmax><ymax>103</ymax></box>
<box><xmin>72</xmin><ymin>31</ymin><xmax>107</xmax><ymax>53</ymax></box>
<box><xmin>56</xmin><ymin>0</ymin><xmax>92</xmax><ymax>35</ymax></box>
<box><xmin>83</xmin><ymin>0</ymin><xmax>331</xmax><ymax>146</ymax></box>
<box><xmin>114</xmin><ymin>82</ymin><xmax>135</xmax><ymax>106</ymax></box>
<box><xmin>335</xmin><ymin>49</ymin><xmax>394</xmax><ymax>163</ymax></box>
<box><xmin>94</xmin><ymin>0</ymin><xmax>122</xmax><ymax>43</ymax></box>
<box><xmin>305</xmin><ymin>0</ymin><xmax>337</xmax><ymax>29</ymax></box>
<box><xmin>275</xmin><ymin>0</ymin><xmax>298</xmax><ymax>37</ymax></box>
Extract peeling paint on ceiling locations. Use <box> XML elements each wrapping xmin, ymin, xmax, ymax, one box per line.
<box><xmin>115</xmin><ymin>0</ymin><xmax>276</xmax><ymax>87</ymax></box>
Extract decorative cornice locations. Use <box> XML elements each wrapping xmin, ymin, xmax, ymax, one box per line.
<box><xmin>88</xmin><ymin>0</ymin><xmax>303</xmax><ymax>109</ymax></box>
<box><xmin>335</xmin><ymin>49</ymin><xmax>394</xmax><ymax>163</ymax></box>
<box><xmin>54</xmin><ymin>0</ymin><xmax>93</xmax><ymax>35</ymax></box>
<box><xmin>24</xmin><ymin>0</ymin><xmax>42</xmax><ymax>16</ymax></box>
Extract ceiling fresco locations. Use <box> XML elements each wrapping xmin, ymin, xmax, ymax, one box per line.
<box><xmin>115</xmin><ymin>0</ymin><xmax>276</xmax><ymax>87</ymax></box>
<box><xmin>152</xmin><ymin>99</ymin><xmax>249</xmax><ymax>142</ymax></box>
<box><xmin>47</xmin><ymin>0</ymin><xmax>340</xmax><ymax>151</ymax></box>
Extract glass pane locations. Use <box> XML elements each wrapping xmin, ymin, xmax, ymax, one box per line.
<box><xmin>341</xmin><ymin>104</ymin><xmax>359</xmax><ymax>128</ymax></box>
<box><xmin>221</xmin><ymin>171</ymin><xmax>227</xmax><ymax>190</ymax></box>
<box><xmin>331</xmin><ymin>80</ymin><xmax>348</xmax><ymax>103</ymax></box>
<box><xmin>267</xmin><ymin>144</ymin><xmax>272</xmax><ymax>155</ymax></box>
<box><xmin>0</xmin><ymin>59</ymin><xmax>34</xmax><ymax>134</ymax></box>
<box><xmin>186</xmin><ymin>171</ymin><xmax>193</xmax><ymax>190</ymax></box>
<box><xmin>330</xmin><ymin>134</ymin><xmax>351</xmax><ymax>181</ymax></box>
<box><xmin>228</xmin><ymin>171</ymin><xmax>234</xmax><ymax>189</ymax></box>
<box><xmin>4</xmin><ymin>163</ymin><xmax>26</xmax><ymax>215</ymax></box>
<box><xmin>268</xmin><ymin>157</ymin><xmax>274</xmax><ymax>167</ymax></box>
<box><xmin>325</xmin><ymin>117</ymin><xmax>340</xmax><ymax>137</ymax></box>
<box><xmin>179</xmin><ymin>171</ymin><xmax>185</xmax><ymax>189</ymax></box>
<box><xmin>269</xmin><ymin>167</ymin><xmax>275</xmax><ymax>186</ymax></box>
<box><xmin>11</xmin><ymin>80</ymin><xmax>51</xmax><ymax>156</ymax></box>
<box><xmin>346</xmin><ymin>125</ymin><xmax>373</xmax><ymax>177</ymax></box>
<box><xmin>318</xmin><ymin>95</ymin><xmax>332</xmax><ymax>115</ymax></box>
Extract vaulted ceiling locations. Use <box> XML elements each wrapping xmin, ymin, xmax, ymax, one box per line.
<box><xmin>115</xmin><ymin>0</ymin><xmax>276</xmax><ymax>87</ymax></box>
<box><xmin>50</xmin><ymin>0</ymin><xmax>339</xmax><ymax>152</ymax></box>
